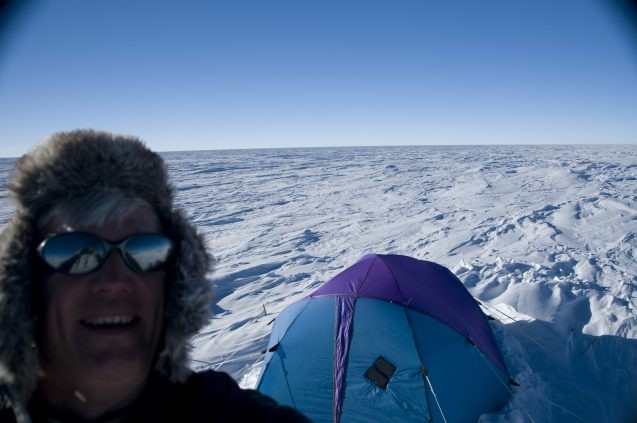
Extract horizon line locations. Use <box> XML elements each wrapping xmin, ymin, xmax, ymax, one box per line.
<box><xmin>0</xmin><ymin>142</ymin><xmax>635</xmax><ymax>159</ymax></box>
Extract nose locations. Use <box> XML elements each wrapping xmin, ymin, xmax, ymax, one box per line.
<box><xmin>90</xmin><ymin>250</ymin><xmax>134</xmax><ymax>294</ymax></box>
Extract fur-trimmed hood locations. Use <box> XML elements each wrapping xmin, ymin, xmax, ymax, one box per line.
<box><xmin>0</xmin><ymin>130</ymin><xmax>214</xmax><ymax>402</ymax></box>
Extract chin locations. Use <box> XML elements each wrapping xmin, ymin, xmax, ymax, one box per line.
<box><xmin>81</xmin><ymin>349</ymin><xmax>154</xmax><ymax>381</ymax></box>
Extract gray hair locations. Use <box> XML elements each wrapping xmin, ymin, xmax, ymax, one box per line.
<box><xmin>36</xmin><ymin>190</ymin><xmax>160</xmax><ymax>235</ymax></box>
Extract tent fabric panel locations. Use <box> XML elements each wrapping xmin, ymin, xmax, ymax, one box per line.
<box><xmin>312</xmin><ymin>254</ymin><xmax>509</xmax><ymax>375</ymax></box>
<box><xmin>384</xmin><ymin>256</ymin><xmax>508</xmax><ymax>375</ymax></box>
<box><xmin>257</xmin><ymin>297</ymin><xmax>335</xmax><ymax>422</ymax></box>
<box><xmin>340</xmin><ymin>299</ymin><xmax>429</xmax><ymax>423</ymax></box>
<box><xmin>256</xmin><ymin>298</ymin><xmax>311</xmax><ymax>384</ymax></box>
<box><xmin>311</xmin><ymin>254</ymin><xmax>398</xmax><ymax>300</ymax></box>
<box><xmin>408</xmin><ymin>309</ymin><xmax>511</xmax><ymax>422</ymax></box>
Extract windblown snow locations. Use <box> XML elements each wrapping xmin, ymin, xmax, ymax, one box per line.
<box><xmin>1</xmin><ymin>145</ymin><xmax>635</xmax><ymax>422</ymax></box>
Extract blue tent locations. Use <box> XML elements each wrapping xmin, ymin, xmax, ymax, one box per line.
<box><xmin>257</xmin><ymin>254</ymin><xmax>513</xmax><ymax>422</ymax></box>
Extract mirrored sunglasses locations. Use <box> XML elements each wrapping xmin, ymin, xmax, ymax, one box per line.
<box><xmin>36</xmin><ymin>232</ymin><xmax>174</xmax><ymax>275</ymax></box>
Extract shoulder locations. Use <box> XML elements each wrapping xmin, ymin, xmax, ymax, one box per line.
<box><xmin>183</xmin><ymin>369</ymin><xmax>240</xmax><ymax>394</ymax></box>
<box><xmin>180</xmin><ymin>370</ymin><xmax>312</xmax><ymax>422</ymax></box>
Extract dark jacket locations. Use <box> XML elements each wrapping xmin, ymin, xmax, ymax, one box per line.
<box><xmin>23</xmin><ymin>370</ymin><xmax>311</xmax><ymax>423</ymax></box>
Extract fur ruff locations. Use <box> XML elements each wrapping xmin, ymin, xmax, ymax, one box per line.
<box><xmin>0</xmin><ymin>130</ymin><xmax>214</xmax><ymax>402</ymax></box>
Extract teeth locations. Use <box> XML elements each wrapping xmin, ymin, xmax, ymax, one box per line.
<box><xmin>83</xmin><ymin>316</ymin><xmax>134</xmax><ymax>326</ymax></box>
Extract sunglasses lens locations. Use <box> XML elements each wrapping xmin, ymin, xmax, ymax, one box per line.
<box><xmin>38</xmin><ymin>232</ymin><xmax>174</xmax><ymax>275</ymax></box>
<box><xmin>121</xmin><ymin>234</ymin><xmax>173</xmax><ymax>272</ymax></box>
<box><xmin>39</xmin><ymin>233</ymin><xmax>106</xmax><ymax>275</ymax></box>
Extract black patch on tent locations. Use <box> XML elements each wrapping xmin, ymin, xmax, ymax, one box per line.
<box><xmin>365</xmin><ymin>357</ymin><xmax>396</xmax><ymax>389</ymax></box>
<box><xmin>260</xmin><ymin>343</ymin><xmax>279</xmax><ymax>354</ymax></box>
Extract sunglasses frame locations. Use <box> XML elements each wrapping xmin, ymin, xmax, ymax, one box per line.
<box><xmin>36</xmin><ymin>231</ymin><xmax>174</xmax><ymax>275</ymax></box>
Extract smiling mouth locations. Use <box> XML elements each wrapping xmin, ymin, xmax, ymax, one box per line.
<box><xmin>80</xmin><ymin>316</ymin><xmax>139</xmax><ymax>329</ymax></box>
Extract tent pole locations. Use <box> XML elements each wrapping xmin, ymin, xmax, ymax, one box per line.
<box><xmin>423</xmin><ymin>372</ymin><xmax>448</xmax><ymax>423</ymax></box>
<box><xmin>402</xmin><ymin>307</ymin><xmax>447</xmax><ymax>423</ymax></box>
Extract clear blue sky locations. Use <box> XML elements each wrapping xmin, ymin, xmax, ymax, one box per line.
<box><xmin>1</xmin><ymin>0</ymin><xmax>636</xmax><ymax>157</ymax></box>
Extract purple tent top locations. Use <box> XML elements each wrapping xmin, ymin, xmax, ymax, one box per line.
<box><xmin>311</xmin><ymin>253</ymin><xmax>509</xmax><ymax>376</ymax></box>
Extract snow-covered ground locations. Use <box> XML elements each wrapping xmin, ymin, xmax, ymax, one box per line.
<box><xmin>1</xmin><ymin>145</ymin><xmax>635</xmax><ymax>422</ymax></box>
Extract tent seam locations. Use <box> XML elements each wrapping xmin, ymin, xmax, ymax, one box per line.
<box><xmin>403</xmin><ymin>307</ymin><xmax>438</xmax><ymax>422</ymax></box>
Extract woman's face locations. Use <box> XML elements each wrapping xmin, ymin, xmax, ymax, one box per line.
<box><xmin>37</xmin><ymin>205</ymin><xmax>166</xmax><ymax>397</ymax></box>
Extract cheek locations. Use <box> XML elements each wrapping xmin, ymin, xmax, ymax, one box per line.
<box><xmin>143</xmin><ymin>275</ymin><xmax>166</xmax><ymax>346</ymax></box>
<box><xmin>40</xmin><ymin>275</ymin><xmax>73</xmax><ymax>319</ymax></box>
<box><xmin>37</xmin><ymin>275</ymin><xmax>80</xmax><ymax>350</ymax></box>
<box><xmin>143</xmin><ymin>273</ymin><xmax>166</xmax><ymax>316</ymax></box>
